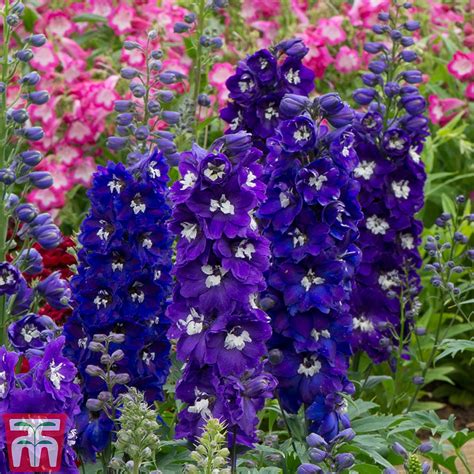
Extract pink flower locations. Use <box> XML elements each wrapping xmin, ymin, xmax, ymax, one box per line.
<box><xmin>108</xmin><ymin>4</ymin><xmax>135</xmax><ymax>36</ymax></box>
<box><xmin>334</xmin><ymin>46</ymin><xmax>361</xmax><ymax>74</ymax></box>
<box><xmin>447</xmin><ymin>51</ymin><xmax>474</xmax><ymax>82</ymax></box>
<box><xmin>55</xmin><ymin>144</ymin><xmax>83</xmax><ymax>167</ymax></box>
<box><xmin>347</xmin><ymin>0</ymin><xmax>389</xmax><ymax>27</ymax></box>
<box><xmin>40</xmin><ymin>11</ymin><xmax>76</xmax><ymax>37</ymax></box>
<box><xmin>72</xmin><ymin>156</ymin><xmax>96</xmax><ymax>186</ymax></box>
<box><xmin>466</xmin><ymin>83</ymin><xmax>474</xmax><ymax>101</ymax></box>
<box><xmin>209</xmin><ymin>62</ymin><xmax>234</xmax><ymax>106</ymax></box>
<box><xmin>93</xmin><ymin>76</ymin><xmax>120</xmax><ymax>111</ymax></box>
<box><xmin>316</xmin><ymin>17</ymin><xmax>346</xmax><ymax>46</ymax></box>
<box><xmin>428</xmin><ymin>95</ymin><xmax>466</xmax><ymax>126</ymax></box>
<box><xmin>30</xmin><ymin>43</ymin><xmax>59</xmax><ymax>72</ymax></box>
<box><xmin>29</xmin><ymin>187</ymin><xmax>66</xmax><ymax>211</ymax></box>
<box><xmin>301</xmin><ymin>29</ymin><xmax>333</xmax><ymax>79</ymax></box>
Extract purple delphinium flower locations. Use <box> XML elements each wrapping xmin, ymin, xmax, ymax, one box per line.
<box><xmin>220</xmin><ymin>39</ymin><xmax>361</xmax><ymax>441</ymax></box>
<box><xmin>220</xmin><ymin>42</ymin><xmax>315</xmax><ymax>151</ymax></box>
<box><xmin>168</xmin><ymin>132</ymin><xmax>276</xmax><ymax>447</ymax></box>
<box><xmin>64</xmin><ymin>149</ymin><xmax>173</xmax><ymax>460</ymax></box>
<box><xmin>8</xmin><ymin>313</ymin><xmax>58</xmax><ymax>352</ymax></box>
<box><xmin>350</xmin><ymin>3</ymin><xmax>427</xmax><ymax>363</ymax></box>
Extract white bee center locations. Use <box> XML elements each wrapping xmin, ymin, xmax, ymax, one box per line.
<box><xmin>298</xmin><ymin>356</ymin><xmax>322</xmax><ymax>377</ymax></box>
<box><xmin>235</xmin><ymin>240</ymin><xmax>256</xmax><ymax>259</ymax></box>
<box><xmin>201</xmin><ymin>265</ymin><xmax>227</xmax><ymax>288</ymax></box>
<box><xmin>49</xmin><ymin>360</ymin><xmax>65</xmax><ymax>390</ymax></box>
<box><xmin>130</xmin><ymin>195</ymin><xmax>146</xmax><ymax>214</ymax></box>
<box><xmin>20</xmin><ymin>324</ymin><xmax>40</xmax><ymax>343</ymax></box>
<box><xmin>392</xmin><ymin>180</ymin><xmax>410</xmax><ymax>199</ymax></box>
<box><xmin>204</xmin><ymin>162</ymin><xmax>226</xmax><ymax>181</ymax></box>
<box><xmin>181</xmin><ymin>222</ymin><xmax>198</xmax><ymax>241</ymax></box>
<box><xmin>286</xmin><ymin>68</ymin><xmax>301</xmax><ymax>84</ymax></box>
<box><xmin>246</xmin><ymin>170</ymin><xmax>256</xmax><ymax>188</ymax></box>
<box><xmin>148</xmin><ymin>163</ymin><xmax>161</xmax><ymax>179</ymax></box>
<box><xmin>94</xmin><ymin>290</ymin><xmax>110</xmax><ymax>309</ymax></box>
<box><xmin>180</xmin><ymin>171</ymin><xmax>197</xmax><ymax>190</ymax></box>
<box><xmin>308</xmin><ymin>171</ymin><xmax>328</xmax><ymax>190</ymax></box>
<box><xmin>279</xmin><ymin>192</ymin><xmax>290</xmax><ymax>208</ymax></box>
<box><xmin>178</xmin><ymin>308</ymin><xmax>204</xmax><ymax>336</ymax></box>
<box><xmin>301</xmin><ymin>269</ymin><xmax>325</xmax><ymax>291</ymax></box>
<box><xmin>293</xmin><ymin>125</ymin><xmax>311</xmax><ymax>142</ymax></box>
<box><xmin>354</xmin><ymin>161</ymin><xmax>375</xmax><ymax>180</ymax></box>
<box><xmin>400</xmin><ymin>233</ymin><xmax>414</xmax><ymax>250</ymax></box>
<box><xmin>107</xmin><ymin>176</ymin><xmax>122</xmax><ymax>194</ymax></box>
<box><xmin>366</xmin><ymin>215</ymin><xmax>389</xmax><ymax>235</ymax></box>
<box><xmin>265</xmin><ymin>105</ymin><xmax>278</xmax><ymax>121</ymax></box>
<box><xmin>224</xmin><ymin>329</ymin><xmax>252</xmax><ymax>351</ymax></box>
<box><xmin>353</xmin><ymin>316</ymin><xmax>374</xmax><ymax>333</ymax></box>
<box><xmin>378</xmin><ymin>270</ymin><xmax>400</xmax><ymax>291</ymax></box>
<box><xmin>292</xmin><ymin>228</ymin><xmax>306</xmax><ymax>247</ymax></box>
<box><xmin>210</xmin><ymin>194</ymin><xmax>235</xmax><ymax>215</ymax></box>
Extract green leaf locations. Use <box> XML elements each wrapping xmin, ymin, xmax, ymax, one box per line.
<box><xmin>352</xmin><ymin>463</ymin><xmax>383</xmax><ymax>474</ymax></box>
<box><xmin>39</xmin><ymin>421</ymin><xmax>57</xmax><ymax>427</ymax></box>
<box><xmin>13</xmin><ymin>421</ymin><xmax>32</xmax><ymax>428</ymax></box>
<box><xmin>72</xmin><ymin>14</ymin><xmax>107</xmax><ymax>23</ymax></box>
<box><xmin>435</xmin><ymin>339</ymin><xmax>474</xmax><ymax>362</ymax></box>
<box><xmin>352</xmin><ymin>415</ymin><xmax>398</xmax><ymax>433</ymax></box>
<box><xmin>362</xmin><ymin>375</ymin><xmax>393</xmax><ymax>390</ymax></box>
<box><xmin>16</xmin><ymin>440</ymin><xmax>33</xmax><ymax>445</ymax></box>
<box><xmin>37</xmin><ymin>440</ymin><xmax>53</xmax><ymax>445</ymax></box>
<box><xmin>23</xmin><ymin>7</ymin><xmax>39</xmax><ymax>32</ymax></box>
<box><xmin>347</xmin><ymin>398</ymin><xmax>379</xmax><ymax>419</ymax></box>
<box><xmin>424</xmin><ymin>365</ymin><xmax>455</xmax><ymax>385</ymax></box>
<box><xmin>410</xmin><ymin>401</ymin><xmax>446</xmax><ymax>411</ymax></box>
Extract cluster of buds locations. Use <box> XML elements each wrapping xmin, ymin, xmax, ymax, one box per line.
<box><xmin>297</xmin><ymin>429</ymin><xmax>356</xmax><ymax>473</ymax></box>
<box><xmin>85</xmin><ymin>332</ymin><xmax>130</xmax><ymax>418</ymax></box>
<box><xmin>110</xmin><ymin>388</ymin><xmax>161</xmax><ymax>473</ymax></box>
<box><xmin>184</xmin><ymin>417</ymin><xmax>230</xmax><ymax>474</ymax></box>
<box><xmin>384</xmin><ymin>441</ymin><xmax>432</xmax><ymax>474</ymax></box>
<box><xmin>106</xmin><ymin>31</ymin><xmax>183</xmax><ymax>165</ymax></box>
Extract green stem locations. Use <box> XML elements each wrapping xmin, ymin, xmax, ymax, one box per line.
<box><xmin>0</xmin><ymin>0</ymin><xmax>11</xmax><ymax>348</ymax></box>
<box><xmin>455</xmin><ymin>448</ymin><xmax>473</xmax><ymax>474</ymax></box>
<box><xmin>278</xmin><ymin>397</ymin><xmax>298</xmax><ymax>454</ymax></box>
<box><xmin>192</xmin><ymin>0</ymin><xmax>206</xmax><ymax>141</ymax></box>
<box><xmin>230</xmin><ymin>426</ymin><xmax>237</xmax><ymax>474</ymax></box>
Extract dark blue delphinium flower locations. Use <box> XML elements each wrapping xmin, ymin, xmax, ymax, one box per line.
<box><xmin>256</xmin><ymin>95</ymin><xmax>361</xmax><ymax>440</ymax></box>
<box><xmin>168</xmin><ymin>131</ymin><xmax>276</xmax><ymax>448</ymax></box>
<box><xmin>350</xmin><ymin>3</ymin><xmax>427</xmax><ymax>363</ymax></box>
<box><xmin>64</xmin><ymin>149</ymin><xmax>173</xmax><ymax>461</ymax></box>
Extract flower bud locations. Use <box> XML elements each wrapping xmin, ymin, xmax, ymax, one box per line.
<box><xmin>335</xmin><ymin>453</ymin><xmax>355</xmax><ymax>469</ymax></box>
<box><xmin>20</xmin><ymin>71</ymin><xmax>40</xmax><ymax>86</ymax></box>
<box><xmin>10</xmin><ymin>108</ymin><xmax>28</xmax><ymax>124</ymax></box>
<box><xmin>108</xmin><ymin>332</ymin><xmax>126</xmax><ymax>343</ymax></box>
<box><xmin>402</xmin><ymin>70</ymin><xmax>423</xmax><ymax>84</ymax></box>
<box><xmin>113</xmin><ymin>373</ymin><xmax>131</xmax><ymax>385</ymax></box>
<box><xmin>111</xmin><ymin>349</ymin><xmax>125</xmax><ymax>362</ymax></box>
<box><xmin>308</xmin><ymin>447</ymin><xmax>327</xmax><ymax>463</ymax></box>
<box><xmin>147</xmin><ymin>100</ymin><xmax>161</xmax><ymax>115</ymax></box>
<box><xmin>27</xmin><ymin>90</ymin><xmax>50</xmax><ymax>105</ymax></box>
<box><xmin>418</xmin><ymin>442</ymin><xmax>433</xmax><ymax>453</ymax></box>
<box><xmin>161</xmin><ymin>111</ymin><xmax>180</xmax><ymax>125</ymax></box>
<box><xmin>114</xmin><ymin>100</ymin><xmax>134</xmax><ymax>112</ymax></box>
<box><xmin>15</xmin><ymin>49</ymin><xmax>34</xmax><ymax>62</ymax></box>
<box><xmin>198</xmin><ymin>93</ymin><xmax>211</xmax><ymax>107</ymax></box>
<box><xmin>130</xmin><ymin>83</ymin><xmax>146</xmax><ymax>98</ymax></box>
<box><xmin>29</xmin><ymin>171</ymin><xmax>53</xmax><ymax>189</ymax></box>
<box><xmin>156</xmin><ymin>90</ymin><xmax>174</xmax><ymax>103</ymax></box>
<box><xmin>121</xmin><ymin>67</ymin><xmax>140</xmax><ymax>80</ymax></box>
<box><xmin>21</xmin><ymin>127</ymin><xmax>44</xmax><ymax>141</ymax></box>
<box><xmin>107</xmin><ymin>136</ymin><xmax>128</xmax><ymax>151</ymax></box>
<box><xmin>19</xmin><ymin>150</ymin><xmax>42</xmax><ymax>166</ymax></box>
<box><xmin>401</xmin><ymin>50</ymin><xmax>417</xmax><ymax>62</ymax></box>
<box><xmin>392</xmin><ymin>442</ymin><xmax>408</xmax><ymax>458</ymax></box>
<box><xmin>353</xmin><ymin>88</ymin><xmax>376</xmax><ymax>105</ymax></box>
<box><xmin>0</xmin><ymin>168</ymin><xmax>15</xmax><ymax>185</ymax></box>
<box><xmin>15</xmin><ymin>203</ymin><xmax>38</xmax><ymax>223</ymax></box>
<box><xmin>401</xmin><ymin>36</ymin><xmax>415</xmax><ymax>47</ymax></box>
<box><xmin>135</xmin><ymin>126</ymin><xmax>149</xmax><ymax>140</ymax></box>
<box><xmin>86</xmin><ymin>398</ymin><xmax>103</xmax><ymax>412</ymax></box>
<box><xmin>174</xmin><ymin>22</ymin><xmax>190</xmax><ymax>33</ymax></box>
<box><xmin>88</xmin><ymin>341</ymin><xmax>105</xmax><ymax>352</ymax></box>
<box><xmin>184</xmin><ymin>13</ymin><xmax>196</xmax><ymax>23</ymax></box>
<box><xmin>27</xmin><ymin>33</ymin><xmax>46</xmax><ymax>47</ymax></box>
<box><xmin>405</xmin><ymin>20</ymin><xmax>420</xmax><ymax>31</ymax></box>
<box><xmin>85</xmin><ymin>365</ymin><xmax>105</xmax><ymax>377</ymax></box>
<box><xmin>123</xmin><ymin>41</ymin><xmax>141</xmax><ymax>50</ymax></box>
<box><xmin>364</xmin><ymin>42</ymin><xmax>386</xmax><ymax>53</ymax></box>
<box><xmin>368</xmin><ymin>60</ymin><xmax>387</xmax><ymax>74</ymax></box>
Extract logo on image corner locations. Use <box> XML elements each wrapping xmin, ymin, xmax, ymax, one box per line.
<box><xmin>2</xmin><ymin>413</ymin><xmax>67</xmax><ymax>472</ymax></box>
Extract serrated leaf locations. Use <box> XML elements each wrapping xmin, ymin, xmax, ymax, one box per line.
<box><xmin>352</xmin><ymin>415</ymin><xmax>397</xmax><ymax>433</ymax></box>
<box><xmin>424</xmin><ymin>365</ymin><xmax>455</xmax><ymax>385</ymax></box>
<box><xmin>435</xmin><ymin>339</ymin><xmax>474</xmax><ymax>362</ymax></box>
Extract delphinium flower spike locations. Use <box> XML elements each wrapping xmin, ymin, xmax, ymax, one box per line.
<box><xmin>350</xmin><ymin>2</ymin><xmax>428</xmax><ymax>364</ymax></box>
<box><xmin>64</xmin><ymin>30</ymin><xmax>174</xmax><ymax>466</ymax></box>
<box><xmin>257</xmin><ymin>93</ymin><xmax>362</xmax><ymax>440</ymax></box>
<box><xmin>167</xmin><ymin>131</ymin><xmax>277</xmax><ymax>451</ymax></box>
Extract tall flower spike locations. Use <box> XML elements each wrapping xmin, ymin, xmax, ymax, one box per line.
<box><xmin>168</xmin><ymin>131</ymin><xmax>276</xmax><ymax>448</ymax></box>
<box><xmin>350</xmin><ymin>3</ymin><xmax>427</xmax><ymax>363</ymax></box>
<box><xmin>64</xmin><ymin>152</ymin><xmax>173</xmax><ymax>461</ymax></box>
<box><xmin>257</xmin><ymin>92</ymin><xmax>362</xmax><ymax>441</ymax></box>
